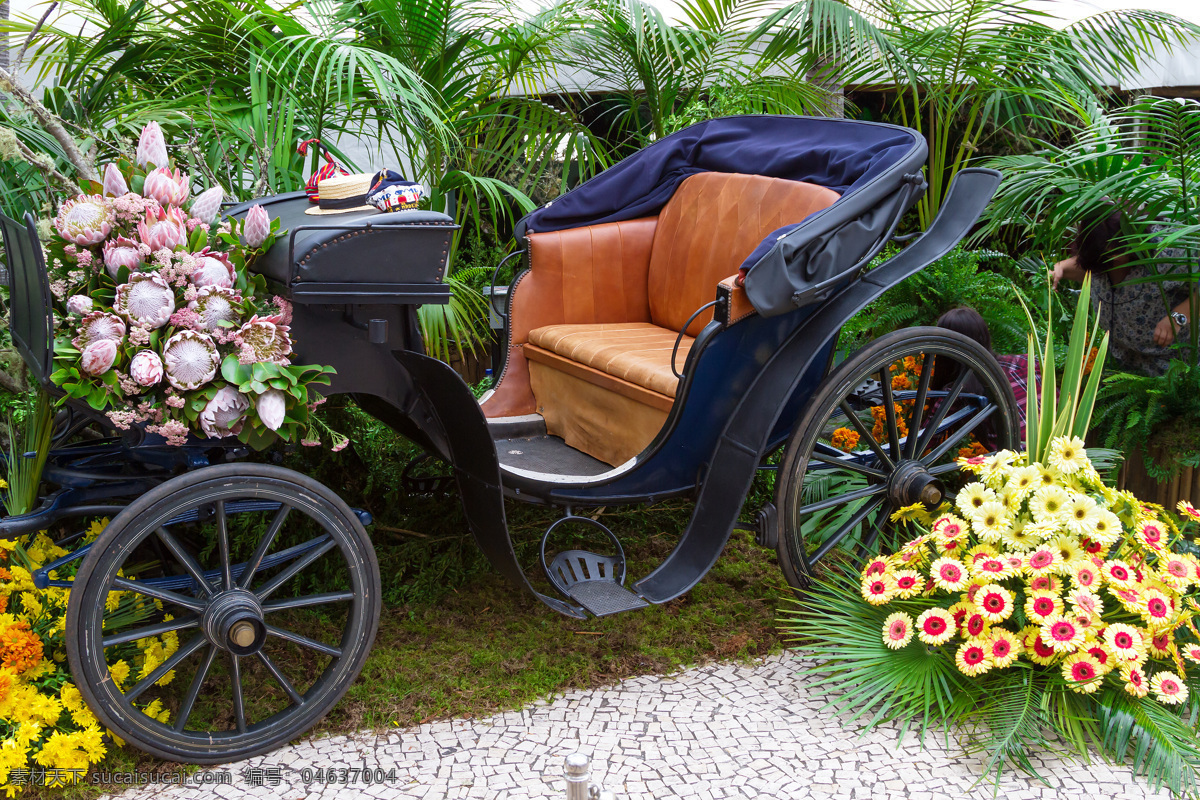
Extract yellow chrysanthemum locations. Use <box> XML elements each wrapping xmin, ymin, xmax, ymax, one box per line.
<box><xmin>109</xmin><ymin>659</ymin><xmax>131</xmax><ymax>687</ymax></box>
<box><xmin>889</xmin><ymin>502</ymin><xmax>928</xmax><ymax>524</ymax></box>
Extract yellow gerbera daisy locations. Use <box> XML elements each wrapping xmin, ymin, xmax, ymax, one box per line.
<box><xmin>970</xmin><ymin>501</ymin><xmax>1010</xmax><ymax>543</ymax></box>
<box><xmin>1005</xmin><ymin>466</ymin><xmax>1041</xmax><ymax>502</ymax></box>
<box><xmin>955</xmin><ymin>641</ymin><xmax>993</xmax><ymax>677</ymax></box>
<box><xmin>930</xmin><ymin>557</ymin><xmax>970</xmax><ymax>591</ymax></box>
<box><xmin>1103</xmin><ymin>623</ymin><xmax>1147</xmax><ymax>663</ymax></box>
<box><xmin>956</xmin><ymin>483</ymin><xmax>997</xmax><ymax>519</ymax></box>
<box><xmin>915</xmin><ymin>608</ymin><xmax>956</xmax><ymax>645</ymax></box>
<box><xmin>1029</xmin><ymin>485</ymin><xmax>1070</xmax><ymax>525</ymax></box>
<box><xmin>1061</xmin><ymin>496</ymin><xmax>1100</xmax><ymax>537</ymax></box>
<box><xmin>987</xmin><ymin>628</ymin><xmax>1022</xmax><ymax>668</ymax></box>
<box><xmin>1048</xmin><ymin>435</ymin><xmax>1089</xmax><ymax>475</ymax></box>
<box><xmin>1150</xmin><ymin>671</ymin><xmax>1189</xmax><ymax>705</ymax></box>
<box><xmin>1041</xmin><ymin>614</ymin><xmax>1085</xmax><ymax>653</ymax></box>
<box><xmin>861</xmin><ymin>574</ymin><xmax>897</xmax><ymax>606</ymax></box>
<box><xmin>1090</xmin><ymin>509</ymin><xmax>1123</xmax><ymax>546</ymax></box>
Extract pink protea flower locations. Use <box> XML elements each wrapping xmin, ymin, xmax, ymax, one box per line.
<box><xmin>143</xmin><ymin>166</ymin><xmax>190</xmax><ymax>207</ymax></box>
<box><xmin>80</xmin><ymin>339</ymin><xmax>118</xmax><ymax>376</ymax></box>
<box><xmin>190</xmin><ymin>186</ymin><xmax>225</xmax><ymax>225</ymax></box>
<box><xmin>54</xmin><ymin>195</ymin><xmax>113</xmax><ymax>247</ymax></box>
<box><xmin>65</xmin><ymin>295</ymin><xmax>93</xmax><ymax>315</ymax></box>
<box><xmin>136</xmin><ymin>121</ymin><xmax>169</xmax><ymax>169</ymax></box>
<box><xmin>235</xmin><ymin>315</ymin><xmax>292</xmax><ymax>365</ymax></box>
<box><xmin>200</xmin><ymin>385</ymin><xmax>250</xmax><ymax>438</ymax></box>
<box><xmin>242</xmin><ymin>204</ymin><xmax>271</xmax><ymax>249</ymax></box>
<box><xmin>129</xmin><ymin>350</ymin><xmax>164</xmax><ymax>387</ymax></box>
<box><xmin>255</xmin><ymin>389</ymin><xmax>287</xmax><ymax>431</ymax></box>
<box><xmin>137</xmin><ymin>206</ymin><xmax>188</xmax><ymax>252</ymax></box>
<box><xmin>114</xmin><ymin>271</ymin><xmax>176</xmax><ymax>329</ymax></box>
<box><xmin>72</xmin><ymin>311</ymin><xmax>126</xmax><ymax>350</ymax></box>
<box><xmin>162</xmin><ymin>329</ymin><xmax>219</xmax><ymax>390</ymax></box>
<box><xmin>188</xmin><ymin>285</ymin><xmax>242</xmax><ymax>331</ymax></box>
<box><xmin>102</xmin><ymin>163</ymin><xmax>129</xmax><ymax>198</ymax></box>
<box><xmin>189</xmin><ymin>249</ymin><xmax>235</xmax><ymax>289</ymax></box>
<box><xmin>102</xmin><ymin>236</ymin><xmax>145</xmax><ymax>279</ymax></box>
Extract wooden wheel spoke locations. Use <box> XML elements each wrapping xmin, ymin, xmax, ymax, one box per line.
<box><xmin>229</xmin><ymin>654</ymin><xmax>247</xmax><ymax>734</ymax></box>
<box><xmin>262</xmin><ymin>591</ymin><xmax>355</xmax><ymax>613</ymax></box>
<box><xmin>905</xmin><ymin>354</ymin><xmax>935</xmax><ymax>460</ymax></box>
<box><xmin>103</xmin><ymin>615</ymin><xmax>199</xmax><ymax>649</ymax></box>
<box><xmin>923</xmin><ymin>403</ymin><xmax>999</xmax><ymax>465</ymax></box>
<box><xmin>267</xmin><ymin>625</ymin><xmax>342</xmax><ymax>658</ymax></box>
<box><xmin>810</xmin><ymin>445</ymin><xmax>889</xmax><ymax>480</ymax></box>
<box><xmin>239</xmin><ymin>504</ymin><xmax>291</xmax><ymax>590</ymax></box>
<box><xmin>252</xmin><ymin>535</ymin><xmax>337</xmax><ymax>602</ymax></box>
<box><xmin>878</xmin><ymin>368</ymin><xmax>902</xmax><ymax>458</ymax></box>
<box><xmin>795</xmin><ymin>484</ymin><xmax>887</xmax><ymax>517</ymax></box>
<box><xmin>113</xmin><ymin>577</ymin><xmax>206</xmax><ymax>612</ymax></box>
<box><xmin>215</xmin><ymin>501</ymin><xmax>232</xmax><ymax>592</ymax></box>
<box><xmin>808</xmin><ymin>497</ymin><xmax>886</xmax><ymax>566</ymax></box>
<box><xmin>913</xmin><ymin>369</ymin><xmax>970</xmax><ymax>458</ymax></box>
<box><xmin>174</xmin><ymin>645</ymin><xmax>217</xmax><ymax>733</ymax></box>
<box><xmin>154</xmin><ymin>526</ymin><xmax>212</xmax><ymax>597</ymax></box>
<box><xmin>124</xmin><ymin>633</ymin><xmax>207</xmax><ymax>703</ymax></box>
<box><xmin>837</xmin><ymin>400</ymin><xmax>893</xmax><ymax>470</ymax></box>
<box><xmin>256</xmin><ymin>651</ymin><xmax>305</xmax><ymax>706</ymax></box>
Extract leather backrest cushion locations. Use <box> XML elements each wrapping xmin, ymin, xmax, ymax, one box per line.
<box><xmin>647</xmin><ymin>172</ymin><xmax>841</xmax><ymax>334</ymax></box>
<box><xmin>524</xmin><ymin>216</ymin><xmax>657</xmax><ymax>330</ymax></box>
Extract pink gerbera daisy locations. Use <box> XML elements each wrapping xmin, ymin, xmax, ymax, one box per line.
<box><xmin>963</xmin><ymin>612</ymin><xmax>989</xmax><ymax>639</ymax></box>
<box><xmin>882</xmin><ymin>612</ymin><xmax>914</xmax><ymax>650</ymax></box>
<box><xmin>1042</xmin><ymin>614</ymin><xmax>1084</xmax><ymax>652</ymax></box>
<box><xmin>1028</xmin><ymin>574</ymin><xmax>1061</xmax><ymax>593</ymax></box>
<box><xmin>1150</xmin><ymin>672</ymin><xmax>1189</xmax><ymax>705</ymax></box>
<box><xmin>1062</xmin><ymin>653</ymin><xmax>1103</xmax><ymax>693</ymax></box>
<box><xmin>955</xmin><ymin>642</ymin><xmax>992</xmax><ymax>676</ymax></box>
<box><xmin>916</xmin><ymin>608</ymin><xmax>956</xmax><ymax>646</ymax></box>
<box><xmin>1182</xmin><ymin>644</ymin><xmax>1200</xmax><ymax>664</ymax></box>
<box><xmin>931</xmin><ymin>557</ymin><xmax>969</xmax><ymax>591</ymax></box>
<box><xmin>1103</xmin><ymin>560</ymin><xmax>1135</xmax><ymax>587</ymax></box>
<box><xmin>863</xmin><ymin>557</ymin><xmax>890</xmax><ymax>577</ymax></box>
<box><xmin>988</xmin><ymin>629</ymin><xmax>1021</xmax><ymax>668</ymax></box>
<box><xmin>1026</xmin><ymin>547</ymin><xmax>1060</xmax><ymax>575</ymax></box>
<box><xmin>1137</xmin><ymin>521</ymin><xmax>1167</xmax><ymax>552</ymax></box>
<box><xmin>861</xmin><ymin>575</ymin><xmax>896</xmax><ymax>606</ymax></box>
<box><xmin>892</xmin><ymin>569</ymin><xmax>922</xmax><ymax>598</ymax></box>
<box><xmin>1178</xmin><ymin>501</ymin><xmax>1200</xmax><ymax>522</ymax></box>
<box><xmin>1123</xmin><ymin>666</ymin><xmax>1149</xmax><ymax>698</ymax></box>
<box><xmin>976</xmin><ymin>584</ymin><xmax>1014</xmax><ymax>623</ymax></box>
<box><xmin>1073</xmin><ymin>565</ymin><xmax>1099</xmax><ymax>590</ymax></box>
<box><xmin>1024</xmin><ymin>591</ymin><xmax>1063</xmax><ymax>623</ymax></box>
<box><xmin>1141</xmin><ymin>589</ymin><xmax>1173</xmax><ymax>627</ymax></box>
<box><xmin>1104</xmin><ymin>623</ymin><xmax>1145</xmax><ymax>661</ymax></box>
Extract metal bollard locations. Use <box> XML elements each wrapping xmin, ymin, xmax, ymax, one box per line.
<box><xmin>564</xmin><ymin>753</ymin><xmax>590</xmax><ymax>800</ymax></box>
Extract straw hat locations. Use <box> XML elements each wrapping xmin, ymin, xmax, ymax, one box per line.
<box><xmin>304</xmin><ymin>172</ymin><xmax>377</xmax><ymax>215</ymax></box>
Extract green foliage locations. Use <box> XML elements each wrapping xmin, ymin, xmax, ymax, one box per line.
<box><xmin>841</xmin><ymin>246</ymin><xmax>1036</xmax><ymax>356</ymax></box>
<box><xmin>1092</xmin><ymin>359</ymin><xmax>1200</xmax><ymax>481</ymax></box>
<box><xmin>0</xmin><ymin>390</ymin><xmax>53</xmax><ymax>516</ymax></box>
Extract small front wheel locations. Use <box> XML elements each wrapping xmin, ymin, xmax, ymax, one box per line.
<box><xmin>775</xmin><ymin>328</ymin><xmax>1021</xmax><ymax>589</ymax></box>
<box><xmin>66</xmin><ymin>463</ymin><xmax>381</xmax><ymax>764</ymax></box>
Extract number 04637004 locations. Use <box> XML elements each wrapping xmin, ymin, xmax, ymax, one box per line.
<box><xmin>299</xmin><ymin>767</ymin><xmax>399</xmax><ymax>784</ymax></box>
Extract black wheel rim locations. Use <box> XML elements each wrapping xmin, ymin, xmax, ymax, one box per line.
<box><xmin>779</xmin><ymin>334</ymin><xmax>1020</xmax><ymax>582</ymax></box>
<box><xmin>68</xmin><ymin>467</ymin><xmax>379</xmax><ymax>762</ymax></box>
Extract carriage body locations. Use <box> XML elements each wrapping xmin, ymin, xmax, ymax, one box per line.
<box><xmin>0</xmin><ymin>115</ymin><xmax>1021</xmax><ymax>764</ymax></box>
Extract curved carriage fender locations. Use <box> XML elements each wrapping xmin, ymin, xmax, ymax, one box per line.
<box><xmin>383</xmin><ymin>350</ymin><xmax>589</xmax><ymax>619</ymax></box>
<box><xmin>633</xmin><ymin>168</ymin><xmax>1002</xmax><ymax>603</ymax></box>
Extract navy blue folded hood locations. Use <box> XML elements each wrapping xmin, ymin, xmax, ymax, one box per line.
<box><xmin>517</xmin><ymin>115</ymin><xmax>928</xmax><ymax>317</ymax></box>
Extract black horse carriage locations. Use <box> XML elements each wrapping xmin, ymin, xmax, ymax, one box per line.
<box><xmin>0</xmin><ymin>116</ymin><xmax>1019</xmax><ymax>763</ymax></box>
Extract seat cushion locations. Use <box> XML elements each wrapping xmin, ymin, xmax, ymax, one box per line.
<box><xmin>527</xmin><ymin>322</ymin><xmax>692</xmax><ymax>398</ymax></box>
<box><xmin>647</xmin><ymin>172</ymin><xmax>841</xmax><ymax>335</ymax></box>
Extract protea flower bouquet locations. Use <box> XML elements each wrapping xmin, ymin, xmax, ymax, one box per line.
<box><xmin>45</xmin><ymin>122</ymin><xmax>338</xmax><ymax>450</ymax></box>
<box><xmin>785</xmin><ymin>277</ymin><xmax>1200</xmax><ymax>794</ymax></box>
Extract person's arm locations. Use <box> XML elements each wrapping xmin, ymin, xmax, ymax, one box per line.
<box><xmin>1153</xmin><ymin>294</ymin><xmax>1197</xmax><ymax>347</ymax></box>
<box><xmin>1052</xmin><ymin>256</ymin><xmax>1087</xmax><ymax>289</ymax></box>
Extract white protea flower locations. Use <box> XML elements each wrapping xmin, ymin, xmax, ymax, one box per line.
<box><xmin>136</xmin><ymin>120</ymin><xmax>169</xmax><ymax>169</ymax></box>
<box><xmin>103</xmin><ymin>235</ymin><xmax>144</xmax><ymax>278</ymax></box>
<box><xmin>255</xmin><ymin>389</ymin><xmax>287</xmax><ymax>431</ymax></box>
<box><xmin>188</xmin><ymin>285</ymin><xmax>242</xmax><ymax>332</ymax></box>
<box><xmin>162</xmin><ymin>329</ymin><xmax>219</xmax><ymax>390</ymax></box>
<box><xmin>190</xmin><ymin>249</ymin><xmax>235</xmax><ymax>289</ymax></box>
<box><xmin>189</xmin><ymin>186</ymin><xmax>225</xmax><ymax>225</ymax></box>
<box><xmin>235</xmin><ymin>315</ymin><xmax>292</xmax><ymax>365</ymax></box>
<box><xmin>102</xmin><ymin>163</ymin><xmax>129</xmax><ymax>198</ymax></box>
<box><xmin>72</xmin><ymin>311</ymin><xmax>127</xmax><ymax>350</ymax></box>
<box><xmin>200</xmin><ymin>385</ymin><xmax>250</xmax><ymax>438</ymax></box>
<box><xmin>54</xmin><ymin>195</ymin><xmax>113</xmax><ymax>246</ymax></box>
<box><xmin>114</xmin><ymin>271</ymin><xmax>176</xmax><ymax>329</ymax></box>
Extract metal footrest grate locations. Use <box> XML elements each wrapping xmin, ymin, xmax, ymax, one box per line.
<box><xmin>566</xmin><ymin>578</ymin><xmax>649</xmax><ymax>617</ymax></box>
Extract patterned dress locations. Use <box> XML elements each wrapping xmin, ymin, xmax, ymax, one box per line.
<box><xmin>1088</xmin><ymin>236</ymin><xmax>1197</xmax><ymax>376</ymax></box>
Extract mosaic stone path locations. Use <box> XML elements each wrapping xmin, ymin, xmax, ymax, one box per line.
<box><xmin>105</xmin><ymin>653</ymin><xmax>1164</xmax><ymax>799</ymax></box>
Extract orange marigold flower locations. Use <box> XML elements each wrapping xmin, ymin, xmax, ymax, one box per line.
<box><xmin>0</xmin><ymin>567</ymin><xmax>12</xmax><ymax>581</ymax></box>
<box><xmin>1083</xmin><ymin>346</ymin><xmax>1098</xmax><ymax>376</ymax></box>
<box><xmin>892</xmin><ymin>374</ymin><xmax>911</xmax><ymax>390</ymax></box>
<box><xmin>831</xmin><ymin>427</ymin><xmax>860</xmax><ymax>452</ymax></box>
<box><xmin>0</xmin><ymin>595</ymin><xmax>8</xmax><ymax>614</ymax></box>
<box><xmin>0</xmin><ymin>621</ymin><xmax>43</xmax><ymax>673</ymax></box>
<box><xmin>958</xmin><ymin>440</ymin><xmax>988</xmax><ymax>460</ymax></box>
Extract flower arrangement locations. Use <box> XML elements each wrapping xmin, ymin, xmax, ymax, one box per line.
<box><xmin>0</xmin><ymin>517</ymin><xmax>176</xmax><ymax>793</ymax></box>
<box><xmin>46</xmin><ymin>122</ymin><xmax>341</xmax><ymax>450</ymax></box>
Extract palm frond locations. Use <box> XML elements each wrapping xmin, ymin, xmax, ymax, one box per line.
<box><xmin>1093</xmin><ymin>687</ymin><xmax>1200</xmax><ymax>797</ymax></box>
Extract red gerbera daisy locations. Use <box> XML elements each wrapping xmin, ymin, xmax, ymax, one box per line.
<box><xmin>965</xmin><ymin>613</ymin><xmax>988</xmax><ymax>638</ymax></box>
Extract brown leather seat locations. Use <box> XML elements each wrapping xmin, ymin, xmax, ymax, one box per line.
<box><xmin>483</xmin><ymin>172</ymin><xmax>840</xmax><ymax>465</ymax></box>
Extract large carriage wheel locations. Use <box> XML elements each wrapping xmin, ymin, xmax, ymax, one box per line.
<box><xmin>66</xmin><ymin>464</ymin><xmax>381</xmax><ymax>763</ymax></box>
<box><xmin>775</xmin><ymin>328</ymin><xmax>1020</xmax><ymax>589</ymax></box>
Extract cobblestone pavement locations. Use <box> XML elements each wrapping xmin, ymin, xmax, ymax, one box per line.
<box><xmin>104</xmin><ymin>653</ymin><xmax>1164</xmax><ymax>800</ymax></box>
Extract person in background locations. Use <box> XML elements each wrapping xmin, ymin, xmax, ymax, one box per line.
<box><xmin>935</xmin><ymin>307</ymin><xmax>1038</xmax><ymax>441</ymax></box>
<box><xmin>1052</xmin><ymin>208</ymin><xmax>1197</xmax><ymax>376</ymax></box>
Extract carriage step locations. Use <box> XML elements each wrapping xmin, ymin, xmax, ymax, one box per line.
<box><xmin>567</xmin><ymin>579</ymin><xmax>649</xmax><ymax>617</ymax></box>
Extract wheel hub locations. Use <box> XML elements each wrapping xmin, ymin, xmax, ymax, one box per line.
<box><xmin>888</xmin><ymin>460</ymin><xmax>944</xmax><ymax>510</ymax></box>
<box><xmin>202</xmin><ymin>589</ymin><xmax>266</xmax><ymax>655</ymax></box>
